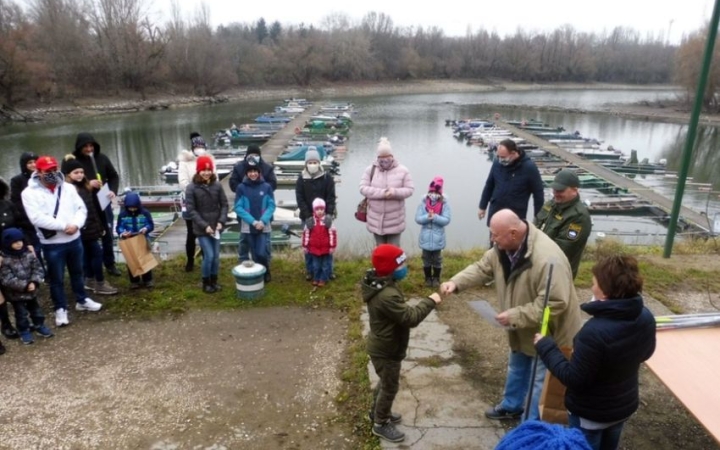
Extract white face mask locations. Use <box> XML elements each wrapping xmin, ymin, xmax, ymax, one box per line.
<box><xmin>193</xmin><ymin>148</ymin><xmax>206</xmax><ymax>157</ymax></box>
<box><xmin>306</xmin><ymin>162</ymin><xmax>320</xmax><ymax>174</ymax></box>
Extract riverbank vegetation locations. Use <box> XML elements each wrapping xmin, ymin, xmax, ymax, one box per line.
<box><xmin>0</xmin><ymin>0</ymin><xmax>702</xmax><ymax>112</ymax></box>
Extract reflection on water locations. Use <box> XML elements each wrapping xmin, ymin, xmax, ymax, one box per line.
<box><xmin>0</xmin><ymin>89</ymin><xmax>717</xmax><ymax>254</ymax></box>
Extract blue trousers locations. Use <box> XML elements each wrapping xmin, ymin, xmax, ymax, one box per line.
<box><xmin>197</xmin><ymin>235</ymin><xmax>220</xmax><ymax>278</ymax></box>
<box><xmin>43</xmin><ymin>238</ymin><xmax>87</xmax><ymax>311</ymax></box>
<box><xmin>244</xmin><ymin>233</ymin><xmax>270</xmax><ymax>270</ymax></box>
<box><xmin>101</xmin><ymin>205</ymin><xmax>116</xmax><ymax>268</ymax></box>
<box><xmin>82</xmin><ymin>239</ymin><xmax>105</xmax><ymax>282</ymax></box>
<box><xmin>309</xmin><ymin>254</ymin><xmax>332</xmax><ymax>282</ymax></box>
<box><xmin>568</xmin><ymin>412</ymin><xmax>625</xmax><ymax>450</ymax></box>
<box><xmin>500</xmin><ymin>351</ymin><xmax>547</xmax><ymax>421</ymax></box>
<box><xmin>10</xmin><ymin>298</ymin><xmax>45</xmax><ymax>333</ymax></box>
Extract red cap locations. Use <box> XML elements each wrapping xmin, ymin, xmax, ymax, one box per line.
<box><xmin>372</xmin><ymin>244</ymin><xmax>407</xmax><ymax>277</ymax></box>
<box><xmin>196</xmin><ymin>155</ymin><xmax>214</xmax><ymax>172</ymax></box>
<box><xmin>36</xmin><ymin>156</ymin><xmax>58</xmax><ymax>172</ymax></box>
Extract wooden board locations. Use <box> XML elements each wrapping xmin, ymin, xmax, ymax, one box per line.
<box><xmin>645</xmin><ymin>328</ymin><xmax>720</xmax><ymax>444</ymax></box>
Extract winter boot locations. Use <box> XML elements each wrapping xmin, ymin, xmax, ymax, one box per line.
<box><xmin>210</xmin><ymin>275</ymin><xmax>221</xmax><ymax>291</ymax></box>
<box><xmin>0</xmin><ymin>303</ymin><xmax>18</xmax><ymax>340</ymax></box>
<box><xmin>202</xmin><ymin>277</ymin><xmax>216</xmax><ymax>294</ymax></box>
<box><xmin>185</xmin><ymin>258</ymin><xmax>194</xmax><ymax>272</ymax></box>
<box><xmin>431</xmin><ymin>267</ymin><xmax>442</xmax><ymax>287</ymax></box>
<box><xmin>423</xmin><ymin>267</ymin><xmax>433</xmax><ymax>287</ymax></box>
<box><xmin>263</xmin><ymin>269</ymin><xmax>271</xmax><ymax>283</ymax></box>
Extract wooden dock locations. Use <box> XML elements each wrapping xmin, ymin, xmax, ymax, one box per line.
<box><xmin>497</xmin><ymin>121</ymin><xmax>712</xmax><ymax>233</ymax></box>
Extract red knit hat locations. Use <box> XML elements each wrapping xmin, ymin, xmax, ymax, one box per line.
<box><xmin>36</xmin><ymin>156</ymin><xmax>58</xmax><ymax>172</ymax></box>
<box><xmin>196</xmin><ymin>155</ymin><xmax>214</xmax><ymax>172</ymax></box>
<box><xmin>372</xmin><ymin>244</ymin><xmax>407</xmax><ymax>277</ymax></box>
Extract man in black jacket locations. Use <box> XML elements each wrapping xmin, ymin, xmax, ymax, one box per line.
<box><xmin>228</xmin><ymin>144</ymin><xmax>277</xmax><ymax>193</ymax></box>
<box><xmin>72</xmin><ymin>132</ymin><xmax>122</xmax><ymax>276</ymax></box>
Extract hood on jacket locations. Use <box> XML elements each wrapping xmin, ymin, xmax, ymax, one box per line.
<box><xmin>581</xmin><ymin>295</ymin><xmax>644</xmax><ymax>320</ymax></box>
<box><xmin>123</xmin><ymin>192</ymin><xmax>143</xmax><ymax>210</ymax></box>
<box><xmin>0</xmin><ymin>177</ymin><xmax>8</xmax><ymax>200</ymax></box>
<box><xmin>178</xmin><ymin>149</ymin><xmax>196</xmax><ymax>162</ymax></box>
<box><xmin>74</xmin><ymin>132</ymin><xmax>101</xmax><ymax>157</ymax></box>
<box><xmin>19</xmin><ymin>152</ymin><xmax>39</xmax><ymax>177</ymax></box>
<box><xmin>361</xmin><ymin>269</ymin><xmax>394</xmax><ymax>302</ymax></box>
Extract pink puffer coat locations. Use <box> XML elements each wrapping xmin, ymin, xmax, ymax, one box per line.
<box><xmin>359</xmin><ymin>160</ymin><xmax>414</xmax><ymax>235</ymax></box>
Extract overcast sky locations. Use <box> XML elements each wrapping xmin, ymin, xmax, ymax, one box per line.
<box><xmin>166</xmin><ymin>0</ymin><xmax>714</xmax><ymax>44</ymax></box>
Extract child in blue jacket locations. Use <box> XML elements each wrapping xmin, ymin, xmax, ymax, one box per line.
<box><xmin>116</xmin><ymin>192</ymin><xmax>155</xmax><ymax>289</ymax></box>
<box><xmin>414</xmin><ymin>176</ymin><xmax>451</xmax><ymax>287</ymax></box>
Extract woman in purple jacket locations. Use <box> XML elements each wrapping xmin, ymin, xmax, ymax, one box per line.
<box><xmin>359</xmin><ymin>137</ymin><xmax>414</xmax><ymax>246</ymax></box>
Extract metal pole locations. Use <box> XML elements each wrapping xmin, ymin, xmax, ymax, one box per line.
<box><xmin>664</xmin><ymin>0</ymin><xmax>720</xmax><ymax>258</ymax></box>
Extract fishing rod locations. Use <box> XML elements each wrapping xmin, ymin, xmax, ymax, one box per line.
<box><xmin>523</xmin><ymin>262</ymin><xmax>554</xmax><ymax>422</ymax></box>
<box><xmin>656</xmin><ymin>315</ymin><xmax>720</xmax><ymax>331</ymax></box>
<box><xmin>655</xmin><ymin>312</ymin><xmax>720</xmax><ymax>322</ymax></box>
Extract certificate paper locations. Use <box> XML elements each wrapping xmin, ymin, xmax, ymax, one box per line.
<box><xmin>97</xmin><ymin>184</ymin><xmax>112</xmax><ymax>211</ymax></box>
<box><xmin>468</xmin><ymin>300</ymin><xmax>505</xmax><ymax>328</ymax></box>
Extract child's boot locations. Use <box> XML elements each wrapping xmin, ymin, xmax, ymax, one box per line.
<box><xmin>202</xmin><ymin>277</ymin><xmax>216</xmax><ymax>294</ymax></box>
<box><xmin>432</xmin><ymin>267</ymin><xmax>442</xmax><ymax>287</ymax></box>
<box><xmin>0</xmin><ymin>302</ymin><xmax>18</xmax><ymax>340</ymax></box>
<box><xmin>423</xmin><ymin>267</ymin><xmax>432</xmax><ymax>287</ymax></box>
<box><xmin>210</xmin><ymin>275</ymin><xmax>221</xmax><ymax>291</ymax></box>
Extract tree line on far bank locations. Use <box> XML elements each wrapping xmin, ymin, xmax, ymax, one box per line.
<box><xmin>0</xmin><ymin>0</ymin><xmax>711</xmax><ymax>109</ymax></box>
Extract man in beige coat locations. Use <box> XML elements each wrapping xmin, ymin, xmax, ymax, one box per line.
<box><xmin>440</xmin><ymin>209</ymin><xmax>581</xmax><ymax>421</ymax></box>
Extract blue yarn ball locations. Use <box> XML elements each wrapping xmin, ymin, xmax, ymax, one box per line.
<box><xmin>495</xmin><ymin>420</ymin><xmax>592</xmax><ymax>450</ymax></box>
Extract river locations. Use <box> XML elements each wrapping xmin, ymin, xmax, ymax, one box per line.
<box><xmin>1</xmin><ymin>88</ymin><xmax>718</xmax><ymax>255</ymax></box>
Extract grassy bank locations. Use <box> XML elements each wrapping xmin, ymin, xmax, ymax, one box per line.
<box><xmin>105</xmin><ymin>240</ymin><xmax>719</xmax><ymax>447</ymax></box>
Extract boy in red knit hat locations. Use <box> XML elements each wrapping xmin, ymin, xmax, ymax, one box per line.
<box><xmin>361</xmin><ymin>244</ymin><xmax>442</xmax><ymax>443</ymax></box>
<box><xmin>301</xmin><ymin>198</ymin><xmax>337</xmax><ymax>287</ymax></box>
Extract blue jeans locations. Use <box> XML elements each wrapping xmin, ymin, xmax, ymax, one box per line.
<box><xmin>238</xmin><ymin>232</ymin><xmax>249</xmax><ymax>261</ymax></box>
<box><xmin>82</xmin><ymin>239</ymin><xmax>105</xmax><ymax>282</ymax></box>
<box><xmin>305</xmin><ymin>253</ymin><xmax>334</xmax><ymax>277</ymax></box>
<box><xmin>197</xmin><ymin>235</ymin><xmax>220</xmax><ymax>278</ymax></box>
<box><xmin>568</xmin><ymin>412</ymin><xmax>625</xmax><ymax>450</ymax></box>
<box><xmin>44</xmin><ymin>238</ymin><xmax>87</xmax><ymax>311</ymax></box>
<box><xmin>500</xmin><ymin>351</ymin><xmax>547</xmax><ymax>420</ymax></box>
<box><xmin>244</xmin><ymin>233</ymin><xmax>270</xmax><ymax>270</ymax></box>
<box><xmin>101</xmin><ymin>205</ymin><xmax>116</xmax><ymax>268</ymax></box>
<box><xmin>309</xmin><ymin>254</ymin><xmax>332</xmax><ymax>282</ymax></box>
<box><xmin>10</xmin><ymin>298</ymin><xmax>45</xmax><ymax>332</ymax></box>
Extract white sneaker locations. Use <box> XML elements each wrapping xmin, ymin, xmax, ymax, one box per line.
<box><xmin>55</xmin><ymin>308</ymin><xmax>70</xmax><ymax>327</ymax></box>
<box><xmin>76</xmin><ymin>298</ymin><xmax>102</xmax><ymax>312</ymax></box>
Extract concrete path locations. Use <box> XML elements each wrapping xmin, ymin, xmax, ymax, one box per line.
<box><xmin>362</xmin><ymin>299</ymin><xmax>505</xmax><ymax>449</ymax></box>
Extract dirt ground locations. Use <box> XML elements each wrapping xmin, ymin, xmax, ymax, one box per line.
<box><xmin>0</xmin><ymin>307</ymin><xmax>356</xmax><ymax>450</ymax></box>
<box><xmin>440</xmin><ymin>254</ymin><xmax>720</xmax><ymax>450</ymax></box>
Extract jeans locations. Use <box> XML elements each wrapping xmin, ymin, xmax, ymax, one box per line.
<box><xmin>421</xmin><ymin>249</ymin><xmax>442</xmax><ymax>268</ymax></box>
<box><xmin>197</xmin><ymin>235</ymin><xmax>220</xmax><ymax>278</ymax></box>
<box><xmin>10</xmin><ymin>299</ymin><xmax>45</xmax><ymax>332</ymax></box>
<box><xmin>43</xmin><ymin>238</ymin><xmax>87</xmax><ymax>311</ymax></box>
<box><xmin>568</xmin><ymin>413</ymin><xmax>625</xmax><ymax>450</ymax></box>
<box><xmin>82</xmin><ymin>239</ymin><xmax>105</xmax><ymax>282</ymax></box>
<box><xmin>101</xmin><ymin>205</ymin><xmax>115</xmax><ymax>268</ymax></box>
<box><xmin>373</xmin><ymin>233</ymin><xmax>401</xmax><ymax>246</ymax></box>
<box><xmin>499</xmin><ymin>351</ymin><xmax>547</xmax><ymax>420</ymax></box>
<box><xmin>244</xmin><ymin>233</ymin><xmax>270</xmax><ymax>270</ymax></box>
<box><xmin>238</xmin><ymin>232</ymin><xmax>249</xmax><ymax>261</ymax></box>
<box><xmin>370</xmin><ymin>357</ymin><xmax>402</xmax><ymax>424</ymax></box>
<box><xmin>309</xmin><ymin>254</ymin><xmax>332</xmax><ymax>282</ymax></box>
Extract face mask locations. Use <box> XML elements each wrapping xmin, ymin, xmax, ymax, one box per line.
<box><xmin>378</xmin><ymin>158</ymin><xmax>393</xmax><ymax>170</ymax></box>
<box><xmin>428</xmin><ymin>193</ymin><xmax>440</xmax><ymax>202</ymax></box>
<box><xmin>392</xmin><ymin>266</ymin><xmax>408</xmax><ymax>281</ymax></box>
<box><xmin>306</xmin><ymin>162</ymin><xmax>320</xmax><ymax>174</ymax></box>
<box><xmin>247</xmin><ymin>155</ymin><xmax>260</xmax><ymax>165</ymax></box>
<box><xmin>497</xmin><ymin>157</ymin><xmax>512</xmax><ymax>166</ymax></box>
<box><xmin>193</xmin><ymin>148</ymin><xmax>206</xmax><ymax>157</ymax></box>
<box><xmin>40</xmin><ymin>172</ymin><xmax>59</xmax><ymax>186</ymax></box>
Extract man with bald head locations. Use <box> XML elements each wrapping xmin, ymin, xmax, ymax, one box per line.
<box><xmin>441</xmin><ymin>209</ymin><xmax>581</xmax><ymax>421</ymax></box>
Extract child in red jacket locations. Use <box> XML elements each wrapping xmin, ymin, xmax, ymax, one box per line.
<box><xmin>302</xmin><ymin>198</ymin><xmax>337</xmax><ymax>287</ymax></box>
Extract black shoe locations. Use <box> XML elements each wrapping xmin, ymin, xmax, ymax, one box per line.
<box><xmin>424</xmin><ymin>277</ymin><xmax>433</xmax><ymax>287</ymax></box>
<box><xmin>484</xmin><ymin>405</ymin><xmax>523</xmax><ymax>420</ymax></box>
<box><xmin>305</xmin><ymin>273</ymin><xmax>312</xmax><ymax>281</ymax></box>
<box><xmin>106</xmin><ymin>265</ymin><xmax>122</xmax><ymax>277</ymax></box>
<box><xmin>185</xmin><ymin>260</ymin><xmax>194</xmax><ymax>272</ymax></box>
<box><xmin>0</xmin><ymin>340</ymin><xmax>5</xmax><ymax>355</ymax></box>
<box><xmin>329</xmin><ymin>273</ymin><xmax>337</xmax><ymax>280</ymax></box>
<box><xmin>368</xmin><ymin>410</ymin><xmax>402</xmax><ymax>424</ymax></box>
<box><xmin>264</xmin><ymin>272</ymin><xmax>271</xmax><ymax>283</ymax></box>
<box><xmin>1</xmin><ymin>324</ymin><xmax>19</xmax><ymax>340</ymax></box>
<box><xmin>372</xmin><ymin>421</ymin><xmax>405</xmax><ymax>443</ymax></box>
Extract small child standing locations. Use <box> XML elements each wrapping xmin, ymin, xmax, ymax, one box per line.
<box><xmin>0</xmin><ymin>228</ymin><xmax>54</xmax><ymax>344</ymax></box>
<box><xmin>414</xmin><ymin>176</ymin><xmax>451</xmax><ymax>287</ymax></box>
<box><xmin>301</xmin><ymin>198</ymin><xmax>337</xmax><ymax>287</ymax></box>
<box><xmin>361</xmin><ymin>244</ymin><xmax>442</xmax><ymax>443</ymax></box>
<box><xmin>234</xmin><ymin>161</ymin><xmax>275</xmax><ymax>282</ymax></box>
<box><xmin>116</xmin><ymin>192</ymin><xmax>155</xmax><ymax>289</ymax></box>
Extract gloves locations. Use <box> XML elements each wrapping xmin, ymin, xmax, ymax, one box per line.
<box><xmin>323</xmin><ymin>215</ymin><xmax>333</xmax><ymax>227</ymax></box>
<box><xmin>305</xmin><ymin>217</ymin><xmax>315</xmax><ymax>230</ymax></box>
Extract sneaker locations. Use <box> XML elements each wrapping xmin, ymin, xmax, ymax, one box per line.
<box><xmin>1</xmin><ymin>324</ymin><xmax>19</xmax><ymax>339</ymax></box>
<box><xmin>20</xmin><ymin>331</ymin><xmax>34</xmax><ymax>345</ymax></box>
<box><xmin>36</xmin><ymin>325</ymin><xmax>54</xmax><ymax>338</ymax></box>
<box><xmin>95</xmin><ymin>280</ymin><xmax>118</xmax><ymax>295</ymax></box>
<box><xmin>76</xmin><ymin>298</ymin><xmax>102</xmax><ymax>312</ymax></box>
<box><xmin>129</xmin><ymin>282</ymin><xmax>142</xmax><ymax>290</ymax></box>
<box><xmin>372</xmin><ymin>421</ymin><xmax>405</xmax><ymax>443</ymax></box>
<box><xmin>369</xmin><ymin>411</ymin><xmax>402</xmax><ymax>424</ymax></box>
<box><xmin>329</xmin><ymin>273</ymin><xmax>337</xmax><ymax>280</ymax></box>
<box><xmin>484</xmin><ymin>405</ymin><xmax>522</xmax><ymax>420</ymax></box>
<box><xmin>305</xmin><ymin>273</ymin><xmax>312</xmax><ymax>281</ymax></box>
<box><xmin>84</xmin><ymin>278</ymin><xmax>96</xmax><ymax>292</ymax></box>
<box><xmin>55</xmin><ymin>309</ymin><xmax>69</xmax><ymax>327</ymax></box>
<box><xmin>106</xmin><ymin>265</ymin><xmax>122</xmax><ymax>277</ymax></box>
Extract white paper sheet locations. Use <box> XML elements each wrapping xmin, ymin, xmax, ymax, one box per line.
<box><xmin>96</xmin><ymin>183</ymin><xmax>112</xmax><ymax>211</ymax></box>
<box><xmin>468</xmin><ymin>300</ymin><xmax>505</xmax><ymax>328</ymax></box>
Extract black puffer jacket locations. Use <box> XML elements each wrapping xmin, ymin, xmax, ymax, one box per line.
<box><xmin>72</xmin><ymin>132</ymin><xmax>120</xmax><ymax>194</ymax></box>
<box><xmin>0</xmin><ymin>178</ymin><xmax>21</xmax><ymax>237</ymax></box>
<box><xmin>185</xmin><ymin>179</ymin><xmax>228</xmax><ymax>236</ymax></box>
<box><xmin>295</xmin><ymin>169</ymin><xmax>336</xmax><ymax>221</ymax></box>
<box><xmin>536</xmin><ymin>296</ymin><xmax>656</xmax><ymax>422</ymax></box>
<box><xmin>9</xmin><ymin>152</ymin><xmax>38</xmax><ymax>235</ymax></box>
<box><xmin>69</xmin><ymin>180</ymin><xmax>106</xmax><ymax>241</ymax></box>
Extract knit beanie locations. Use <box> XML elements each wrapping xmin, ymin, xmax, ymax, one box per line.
<box><xmin>312</xmin><ymin>198</ymin><xmax>326</xmax><ymax>210</ymax></box>
<box><xmin>305</xmin><ymin>147</ymin><xmax>321</xmax><ymax>162</ymax></box>
<box><xmin>376</xmin><ymin>137</ymin><xmax>392</xmax><ymax>157</ymax></box>
<box><xmin>247</xmin><ymin>144</ymin><xmax>262</xmax><ymax>156</ymax></box>
<box><xmin>191</xmin><ymin>133</ymin><xmax>206</xmax><ymax>149</ymax></box>
<box><xmin>2</xmin><ymin>227</ymin><xmax>26</xmax><ymax>254</ymax></box>
<box><xmin>61</xmin><ymin>154</ymin><xmax>84</xmax><ymax>175</ymax></box>
<box><xmin>196</xmin><ymin>155</ymin><xmax>214</xmax><ymax>172</ymax></box>
<box><xmin>495</xmin><ymin>420</ymin><xmax>593</xmax><ymax>450</ymax></box>
<box><xmin>35</xmin><ymin>155</ymin><xmax>58</xmax><ymax>172</ymax></box>
<box><xmin>372</xmin><ymin>244</ymin><xmax>407</xmax><ymax>277</ymax></box>
<box><xmin>429</xmin><ymin>176</ymin><xmax>444</xmax><ymax>194</ymax></box>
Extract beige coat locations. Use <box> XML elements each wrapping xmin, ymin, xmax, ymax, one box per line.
<box><xmin>450</xmin><ymin>223</ymin><xmax>582</xmax><ymax>356</ymax></box>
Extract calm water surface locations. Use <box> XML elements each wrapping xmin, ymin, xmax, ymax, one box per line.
<box><xmin>1</xmin><ymin>89</ymin><xmax>717</xmax><ymax>255</ymax></box>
